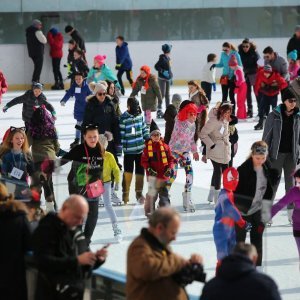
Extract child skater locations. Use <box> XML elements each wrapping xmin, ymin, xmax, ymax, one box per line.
<box><xmin>141</xmin><ymin>120</ymin><xmax>174</xmax><ymax>216</ymax></box>
<box><xmin>168</xmin><ymin>100</ymin><xmax>199</xmax><ymax>212</ymax></box>
<box><xmin>60</xmin><ymin>72</ymin><xmax>92</xmax><ymax>148</ymax></box>
<box><xmin>288</xmin><ymin>50</ymin><xmax>300</xmax><ymax>81</ymax></box>
<box><xmin>213</xmin><ymin>167</ymin><xmax>251</xmax><ymax>270</ymax></box>
<box><xmin>0</xmin><ymin>69</ymin><xmax>8</xmax><ymax>104</ymax></box>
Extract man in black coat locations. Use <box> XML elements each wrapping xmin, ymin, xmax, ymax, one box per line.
<box><xmin>201</xmin><ymin>243</ymin><xmax>282</xmax><ymax>300</ymax></box>
<box><xmin>287</xmin><ymin>25</ymin><xmax>300</xmax><ymax>61</ymax></box>
<box><xmin>26</xmin><ymin>19</ymin><xmax>47</xmax><ymax>83</ymax></box>
<box><xmin>32</xmin><ymin>195</ymin><xmax>108</xmax><ymax>300</ymax></box>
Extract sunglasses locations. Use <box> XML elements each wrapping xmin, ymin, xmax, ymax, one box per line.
<box><xmin>287</xmin><ymin>99</ymin><xmax>296</xmax><ymax>103</ymax></box>
<box><xmin>97</xmin><ymin>92</ymin><xmax>106</xmax><ymax>96</ymax></box>
<box><xmin>10</xmin><ymin>126</ymin><xmax>26</xmax><ymax>132</ymax></box>
<box><xmin>242</xmin><ymin>45</ymin><xmax>250</xmax><ymax>48</ymax></box>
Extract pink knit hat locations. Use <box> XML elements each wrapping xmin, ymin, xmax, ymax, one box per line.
<box><xmin>94</xmin><ymin>55</ymin><xmax>107</xmax><ymax>66</ymax></box>
<box><xmin>228</xmin><ymin>55</ymin><xmax>238</xmax><ymax>67</ymax></box>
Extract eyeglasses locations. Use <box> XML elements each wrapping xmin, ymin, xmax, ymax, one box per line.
<box><xmin>242</xmin><ymin>45</ymin><xmax>250</xmax><ymax>48</ymax></box>
<box><xmin>10</xmin><ymin>126</ymin><xmax>26</xmax><ymax>132</ymax></box>
<box><xmin>97</xmin><ymin>92</ymin><xmax>106</xmax><ymax>96</ymax></box>
<box><xmin>287</xmin><ymin>99</ymin><xmax>296</xmax><ymax>103</ymax></box>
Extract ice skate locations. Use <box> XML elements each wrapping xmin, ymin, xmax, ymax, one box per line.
<box><xmin>207</xmin><ymin>186</ymin><xmax>215</xmax><ymax>203</ymax></box>
<box><xmin>98</xmin><ymin>197</ymin><xmax>104</xmax><ymax>207</ymax></box>
<box><xmin>182</xmin><ymin>192</ymin><xmax>195</xmax><ymax>212</ymax></box>
<box><xmin>70</xmin><ymin>138</ymin><xmax>80</xmax><ymax>149</ymax></box>
<box><xmin>112</xmin><ymin>223</ymin><xmax>122</xmax><ymax>242</ymax></box>
<box><xmin>137</xmin><ymin>195</ymin><xmax>146</xmax><ymax>205</ymax></box>
<box><xmin>111</xmin><ymin>190</ymin><xmax>122</xmax><ymax>206</ymax></box>
<box><xmin>214</xmin><ymin>189</ymin><xmax>220</xmax><ymax>206</ymax></box>
<box><xmin>156</xmin><ymin>109</ymin><xmax>164</xmax><ymax>119</ymax></box>
<box><xmin>45</xmin><ymin>201</ymin><xmax>55</xmax><ymax>213</ymax></box>
<box><xmin>287</xmin><ymin>208</ymin><xmax>293</xmax><ymax>225</ymax></box>
<box><xmin>254</xmin><ymin>120</ymin><xmax>264</xmax><ymax>130</ymax></box>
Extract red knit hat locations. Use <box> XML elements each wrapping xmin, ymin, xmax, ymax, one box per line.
<box><xmin>133</xmin><ymin>65</ymin><xmax>151</xmax><ymax>91</ymax></box>
<box><xmin>177</xmin><ymin>103</ymin><xmax>198</xmax><ymax>121</ymax></box>
<box><xmin>228</xmin><ymin>55</ymin><xmax>238</xmax><ymax>67</ymax></box>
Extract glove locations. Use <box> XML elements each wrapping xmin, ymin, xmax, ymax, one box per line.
<box><xmin>115</xmin><ymin>64</ymin><xmax>121</xmax><ymax>70</ymax></box>
<box><xmin>114</xmin><ymin>182</ymin><xmax>119</xmax><ymax>191</ymax></box>
<box><xmin>60</xmin><ymin>101</ymin><xmax>66</xmax><ymax>107</ymax></box>
<box><xmin>51</xmin><ymin>111</ymin><xmax>57</xmax><ymax>120</ymax></box>
<box><xmin>162</xmin><ymin>70</ymin><xmax>170</xmax><ymax>78</ymax></box>
<box><xmin>244</xmin><ymin>222</ymin><xmax>252</xmax><ymax>232</ymax></box>
<box><xmin>210</xmin><ymin>64</ymin><xmax>216</xmax><ymax>71</ymax></box>
<box><xmin>164</xmin><ymin>168</ymin><xmax>172</xmax><ymax>177</ymax></box>
<box><xmin>212</xmin><ymin>83</ymin><xmax>216</xmax><ymax>92</ymax></box>
<box><xmin>147</xmin><ymin>167</ymin><xmax>157</xmax><ymax>177</ymax></box>
<box><xmin>3</xmin><ymin>105</ymin><xmax>8</xmax><ymax>113</ymax></box>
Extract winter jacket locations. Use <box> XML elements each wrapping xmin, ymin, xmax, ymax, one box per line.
<box><xmin>126</xmin><ymin>228</ymin><xmax>187</xmax><ymax>300</ymax></box>
<box><xmin>82</xmin><ymin>96</ymin><xmax>120</xmax><ymax>144</ymax></box>
<box><xmin>199</xmin><ymin>108</ymin><xmax>231</xmax><ymax>164</ymax></box>
<box><xmin>141</xmin><ymin>139</ymin><xmax>175</xmax><ymax>180</ymax></box>
<box><xmin>70</xmin><ymin>29</ymin><xmax>86</xmax><ymax>52</ymax></box>
<box><xmin>201</xmin><ymin>62</ymin><xmax>216</xmax><ymax>83</ymax></box>
<box><xmin>229</xmin><ymin>115</ymin><xmax>238</xmax><ymax>145</ymax></box>
<box><xmin>119</xmin><ymin>111</ymin><xmax>149</xmax><ymax>154</ymax></box>
<box><xmin>103</xmin><ymin>151</ymin><xmax>120</xmax><ymax>183</ymax></box>
<box><xmin>287</xmin><ymin>34</ymin><xmax>300</xmax><ymax>60</ymax></box>
<box><xmin>169</xmin><ymin>117</ymin><xmax>197</xmax><ymax>154</ymax></box>
<box><xmin>254</xmin><ymin>68</ymin><xmax>288</xmax><ymax>97</ymax></box>
<box><xmin>47</xmin><ymin>31</ymin><xmax>63</xmax><ymax>58</ymax></box>
<box><xmin>268</xmin><ymin>52</ymin><xmax>289</xmax><ymax>81</ymax></box>
<box><xmin>32</xmin><ymin>212</ymin><xmax>104</xmax><ymax>300</ymax></box>
<box><xmin>70</xmin><ymin>58</ymin><xmax>89</xmax><ymax>79</ymax></box>
<box><xmin>154</xmin><ymin>54</ymin><xmax>173</xmax><ymax>80</ymax></box>
<box><xmin>6</xmin><ymin>90</ymin><xmax>55</xmax><ymax>123</ymax></box>
<box><xmin>289</xmin><ymin>62</ymin><xmax>300</xmax><ymax>81</ymax></box>
<box><xmin>290</xmin><ymin>77</ymin><xmax>300</xmax><ymax>107</ymax></box>
<box><xmin>86</xmin><ymin>65</ymin><xmax>121</xmax><ymax>89</ymax></box>
<box><xmin>263</xmin><ymin>104</ymin><xmax>300</xmax><ymax>164</ymax></box>
<box><xmin>215</xmin><ymin>50</ymin><xmax>242</xmax><ymax>79</ymax></box>
<box><xmin>130</xmin><ymin>74</ymin><xmax>162</xmax><ymax>111</ymax></box>
<box><xmin>0</xmin><ymin>201</ymin><xmax>31</xmax><ymax>300</ymax></box>
<box><xmin>234</xmin><ymin>66</ymin><xmax>246</xmax><ymax>86</ymax></box>
<box><xmin>26</xmin><ymin>25</ymin><xmax>46</xmax><ymax>58</ymax></box>
<box><xmin>32</xmin><ymin>138</ymin><xmax>60</xmax><ymax>163</ymax></box>
<box><xmin>61</xmin><ymin>80</ymin><xmax>92</xmax><ymax>121</ymax></box>
<box><xmin>115</xmin><ymin>42</ymin><xmax>132</xmax><ymax>70</ymax></box>
<box><xmin>164</xmin><ymin>104</ymin><xmax>177</xmax><ymax>144</ymax></box>
<box><xmin>238</xmin><ymin>44</ymin><xmax>260</xmax><ymax>75</ymax></box>
<box><xmin>201</xmin><ymin>254</ymin><xmax>281</xmax><ymax>300</ymax></box>
<box><xmin>234</xmin><ymin>158</ymin><xmax>278</xmax><ymax>214</ymax></box>
<box><xmin>0</xmin><ymin>71</ymin><xmax>8</xmax><ymax>103</ymax></box>
<box><xmin>108</xmin><ymin>95</ymin><xmax>122</xmax><ymax>117</ymax></box>
<box><xmin>272</xmin><ymin>186</ymin><xmax>300</xmax><ymax>233</ymax></box>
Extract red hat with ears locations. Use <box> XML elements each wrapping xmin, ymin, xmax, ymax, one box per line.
<box><xmin>223</xmin><ymin>167</ymin><xmax>239</xmax><ymax>192</ymax></box>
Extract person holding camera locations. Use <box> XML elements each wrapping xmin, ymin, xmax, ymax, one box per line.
<box><xmin>126</xmin><ymin>207</ymin><xmax>205</xmax><ymax>300</ymax></box>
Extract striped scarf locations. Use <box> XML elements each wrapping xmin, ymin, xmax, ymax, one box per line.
<box><xmin>147</xmin><ymin>140</ymin><xmax>168</xmax><ymax>166</ymax></box>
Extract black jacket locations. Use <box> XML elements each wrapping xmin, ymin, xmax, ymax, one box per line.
<box><xmin>201</xmin><ymin>254</ymin><xmax>281</xmax><ymax>300</ymax></box>
<box><xmin>238</xmin><ymin>45</ymin><xmax>260</xmax><ymax>75</ymax></box>
<box><xmin>155</xmin><ymin>54</ymin><xmax>173</xmax><ymax>80</ymax></box>
<box><xmin>163</xmin><ymin>104</ymin><xmax>177</xmax><ymax>144</ymax></box>
<box><xmin>82</xmin><ymin>96</ymin><xmax>120</xmax><ymax>144</ymax></box>
<box><xmin>0</xmin><ymin>202</ymin><xmax>31</xmax><ymax>300</ymax></box>
<box><xmin>71</xmin><ymin>29</ymin><xmax>86</xmax><ymax>52</ymax></box>
<box><xmin>26</xmin><ymin>25</ymin><xmax>44</xmax><ymax>58</ymax></box>
<box><xmin>234</xmin><ymin>158</ymin><xmax>279</xmax><ymax>214</ymax></box>
<box><xmin>287</xmin><ymin>34</ymin><xmax>300</xmax><ymax>60</ymax></box>
<box><xmin>32</xmin><ymin>212</ymin><xmax>103</xmax><ymax>300</ymax></box>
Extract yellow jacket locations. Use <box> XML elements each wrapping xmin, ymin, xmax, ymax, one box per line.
<box><xmin>103</xmin><ymin>151</ymin><xmax>120</xmax><ymax>183</ymax></box>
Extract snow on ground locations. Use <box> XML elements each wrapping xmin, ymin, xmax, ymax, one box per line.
<box><xmin>1</xmin><ymin>86</ymin><xmax>299</xmax><ymax>298</ymax></box>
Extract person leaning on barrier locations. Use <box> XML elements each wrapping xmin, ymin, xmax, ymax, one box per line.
<box><xmin>32</xmin><ymin>194</ymin><xmax>108</xmax><ymax>300</ymax></box>
<box><xmin>126</xmin><ymin>207</ymin><xmax>205</xmax><ymax>300</ymax></box>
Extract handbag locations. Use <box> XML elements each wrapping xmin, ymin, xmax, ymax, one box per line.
<box><xmin>84</xmin><ymin>144</ymin><xmax>104</xmax><ymax>198</ymax></box>
<box><xmin>220</xmin><ymin>75</ymin><xmax>229</xmax><ymax>85</ymax></box>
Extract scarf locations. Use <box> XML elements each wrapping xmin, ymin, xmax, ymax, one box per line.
<box><xmin>147</xmin><ymin>140</ymin><xmax>168</xmax><ymax>166</ymax></box>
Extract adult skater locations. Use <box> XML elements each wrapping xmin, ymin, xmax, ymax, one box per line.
<box><xmin>65</xmin><ymin>25</ymin><xmax>86</xmax><ymax>58</ymax></box>
<box><xmin>287</xmin><ymin>25</ymin><xmax>300</xmax><ymax>61</ymax></box>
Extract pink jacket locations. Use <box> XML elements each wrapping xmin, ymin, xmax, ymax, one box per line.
<box><xmin>0</xmin><ymin>71</ymin><xmax>8</xmax><ymax>103</ymax></box>
<box><xmin>234</xmin><ymin>66</ymin><xmax>246</xmax><ymax>87</ymax></box>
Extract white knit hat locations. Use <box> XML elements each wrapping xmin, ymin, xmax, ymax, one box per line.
<box><xmin>89</xmin><ymin>81</ymin><xmax>108</xmax><ymax>94</ymax></box>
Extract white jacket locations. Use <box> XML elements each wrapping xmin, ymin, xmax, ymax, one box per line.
<box><xmin>201</xmin><ymin>62</ymin><xmax>216</xmax><ymax>84</ymax></box>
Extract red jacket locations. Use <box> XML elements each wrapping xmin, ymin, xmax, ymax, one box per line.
<box><xmin>254</xmin><ymin>67</ymin><xmax>288</xmax><ymax>96</ymax></box>
<box><xmin>0</xmin><ymin>71</ymin><xmax>8</xmax><ymax>103</ymax></box>
<box><xmin>47</xmin><ymin>32</ymin><xmax>63</xmax><ymax>58</ymax></box>
<box><xmin>141</xmin><ymin>139</ymin><xmax>174</xmax><ymax>180</ymax></box>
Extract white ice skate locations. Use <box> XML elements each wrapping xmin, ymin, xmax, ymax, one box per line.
<box><xmin>45</xmin><ymin>202</ymin><xmax>55</xmax><ymax>213</ymax></box>
<box><xmin>182</xmin><ymin>192</ymin><xmax>195</xmax><ymax>212</ymax></box>
<box><xmin>112</xmin><ymin>223</ymin><xmax>122</xmax><ymax>242</ymax></box>
<box><xmin>111</xmin><ymin>190</ymin><xmax>122</xmax><ymax>206</ymax></box>
<box><xmin>207</xmin><ymin>186</ymin><xmax>215</xmax><ymax>203</ymax></box>
<box><xmin>287</xmin><ymin>208</ymin><xmax>293</xmax><ymax>225</ymax></box>
<box><xmin>98</xmin><ymin>196</ymin><xmax>104</xmax><ymax>207</ymax></box>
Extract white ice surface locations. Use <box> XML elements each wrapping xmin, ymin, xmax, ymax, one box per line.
<box><xmin>1</xmin><ymin>86</ymin><xmax>299</xmax><ymax>299</ymax></box>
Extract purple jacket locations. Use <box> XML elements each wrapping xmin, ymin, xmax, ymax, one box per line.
<box><xmin>272</xmin><ymin>187</ymin><xmax>300</xmax><ymax>231</ymax></box>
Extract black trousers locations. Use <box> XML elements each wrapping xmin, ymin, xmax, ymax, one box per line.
<box><xmin>221</xmin><ymin>79</ymin><xmax>236</xmax><ymax>114</ymax></box>
<box><xmin>117</xmin><ymin>69</ymin><xmax>133</xmax><ymax>93</ymax></box>
<box><xmin>201</xmin><ymin>81</ymin><xmax>212</xmax><ymax>102</ymax></box>
<box><xmin>211</xmin><ymin>160</ymin><xmax>228</xmax><ymax>190</ymax></box>
<box><xmin>52</xmin><ymin>58</ymin><xmax>63</xmax><ymax>83</ymax></box>
<box><xmin>258</xmin><ymin>93</ymin><xmax>278</xmax><ymax>120</ymax></box>
<box><xmin>31</xmin><ymin>55</ymin><xmax>44</xmax><ymax>83</ymax></box>
<box><xmin>84</xmin><ymin>199</ymin><xmax>99</xmax><ymax>245</ymax></box>
<box><xmin>235</xmin><ymin>210</ymin><xmax>265</xmax><ymax>266</ymax></box>
<box><xmin>123</xmin><ymin>153</ymin><xmax>144</xmax><ymax>175</ymax></box>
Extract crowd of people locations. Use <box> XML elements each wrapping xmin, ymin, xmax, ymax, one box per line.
<box><xmin>0</xmin><ymin>19</ymin><xmax>300</xmax><ymax>300</ymax></box>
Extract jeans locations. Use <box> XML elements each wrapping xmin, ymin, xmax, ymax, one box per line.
<box><xmin>52</xmin><ymin>57</ymin><xmax>63</xmax><ymax>83</ymax></box>
<box><xmin>201</xmin><ymin>81</ymin><xmax>212</xmax><ymax>102</ymax></box>
<box><xmin>117</xmin><ymin>69</ymin><xmax>133</xmax><ymax>94</ymax></box>
<box><xmin>221</xmin><ymin>79</ymin><xmax>236</xmax><ymax>114</ymax></box>
<box><xmin>75</xmin><ymin>120</ymin><xmax>82</xmax><ymax>139</ymax></box>
<box><xmin>158</xmin><ymin>79</ymin><xmax>170</xmax><ymax>109</ymax></box>
<box><xmin>30</xmin><ymin>55</ymin><xmax>43</xmax><ymax>82</ymax></box>
<box><xmin>258</xmin><ymin>93</ymin><xmax>278</xmax><ymax>120</ymax></box>
<box><xmin>84</xmin><ymin>198</ymin><xmax>99</xmax><ymax>244</ymax></box>
<box><xmin>211</xmin><ymin>160</ymin><xmax>228</xmax><ymax>190</ymax></box>
<box><xmin>103</xmin><ymin>182</ymin><xmax>118</xmax><ymax>224</ymax></box>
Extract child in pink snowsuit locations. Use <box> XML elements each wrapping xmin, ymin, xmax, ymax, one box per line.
<box><xmin>229</xmin><ymin>55</ymin><xmax>247</xmax><ymax>119</ymax></box>
<box><xmin>0</xmin><ymin>70</ymin><xmax>8</xmax><ymax>104</ymax></box>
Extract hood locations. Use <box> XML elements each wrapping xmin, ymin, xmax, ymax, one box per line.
<box><xmin>274</xmin><ymin>104</ymin><xmax>300</xmax><ymax>116</ymax></box>
<box><xmin>208</xmin><ymin>107</ymin><xmax>218</xmax><ymax>119</ymax></box>
<box><xmin>218</xmin><ymin>254</ymin><xmax>255</xmax><ymax>281</ymax></box>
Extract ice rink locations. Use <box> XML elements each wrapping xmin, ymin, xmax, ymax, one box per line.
<box><xmin>1</xmin><ymin>86</ymin><xmax>299</xmax><ymax>299</ymax></box>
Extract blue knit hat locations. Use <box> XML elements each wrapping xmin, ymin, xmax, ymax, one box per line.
<box><xmin>162</xmin><ymin>44</ymin><xmax>172</xmax><ymax>53</ymax></box>
<box><xmin>288</xmin><ymin>50</ymin><xmax>297</xmax><ymax>61</ymax></box>
<box><xmin>50</xmin><ymin>27</ymin><xmax>58</xmax><ymax>35</ymax></box>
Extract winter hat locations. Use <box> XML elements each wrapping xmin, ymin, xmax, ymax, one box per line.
<box><xmin>228</xmin><ymin>55</ymin><xmax>238</xmax><ymax>67</ymax></box>
<box><xmin>32</xmin><ymin>82</ymin><xmax>43</xmax><ymax>90</ymax></box>
<box><xmin>94</xmin><ymin>55</ymin><xmax>107</xmax><ymax>66</ymax></box>
<box><xmin>178</xmin><ymin>101</ymin><xmax>198</xmax><ymax>121</ymax></box>
<box><xmin>65</xmin><ymin>25</ymin><xmax>74</xmax><ymax>33</ymax></box>
<box><xmin>140</xmin><ymin>65</ymin><xmax>151</xmax><ymax>75</ymax></box>
<box><xmin>172</xmin><ymin>94</ymin><xmax>182</xmax><ymax>107</ymax></box>
<box><xmin>89</xmin><ymin>81</ymin><xmax>108</xmax><ymax>94</ymax></box>
<box><xmin>223</xmin><ymin>167</ymin><xmax>239</xmax><ymax>192</ymax></box>
<box><xmin>127</xmin><ymin>97</ymin><xmax>141</xmax><ymax>116</ymax></box>
<box><xmin>162</xmin><ymin>44</ymin><xmax>172</xmax><ymax>53</ymax></box>
<box><xmin>32</xmin><ymin>19</ymin><xmax>42</xmax><ymax>27</ymax></box>
<box><xmin>149</xmin><ymin>120</ymin><xmax>161</xmax><ymax>136</ymax></box>
<box><xmin>133</xmin><ymin>65</ymin><xmax>151</xmax><ymax>91</ymax></box>
<box><xmin>49</xmin><ymin>27</ymin><xmax>58</xmax><ymax>35</ymax></box>
<box><xmin>295</xmin><ymin>25</ymin><xmax>300</xmax><ymax>33</ymax></box>
<box><xmin>288</xmin><ymin>50</ymin><xmax>298</xmax><ymax>61</ymax></box>
<box><xmin>99</xmin><ymin>131</ymin><xmax>113</xmax><ymax>150</ymax></box>
<box><xmin>264</xmin><ymin>64</ymin><xmax>272</xmax><ymax>73</ymax></box>
<box><xmin>281</xmin><ymin>87</ymin><xmax>296</xmax><ymax>102</ymax></box>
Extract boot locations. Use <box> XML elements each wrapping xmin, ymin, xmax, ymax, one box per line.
<box><xmin>247</xmin><ymin>109</ymin><xmax>253</xmax><ymax>118</ymax></box>
<box><xmin>45</xmin><ymin>201</ymin><xmax>55</xmax><ymax>213</ymax></box>
<box><xmin>214</xmin><ymin>190</ymin><xmax>220</xmax><ymax>205</ymax></box>
<box><xmin>122</xmin><ymin>172</ymin><xmax>133</xmax><ymax>204</ymax></box>
<box><xmin>112</xmin><ymin>223</ymin><xmax>122</xmax><ymax>242</ymax></box>
<box><xmin>98</xmin><ymin>196</ymin><xmax>104</xmax><ymax>207</ymax></box>
<box><xmin>182</xmin><ymin>192</ymin><xmax>195</xmax><ymax>212</ymax></box>
<box><xmin>254</xmin><ymin>118</ymin><xmax>264</xmax><ymax>130</ymax></box>
<box><xmin>51</xmin><ymin>81</ymin><xmax>60</xmax><ymax>90</ymax></box>
<box><xmin>287</xmin><ymin>208</ymin><xmax>293</xmax><ymax>224</ymax></box>
<box><xmin>156</xmin><ymin>109</ymin><xmax>164</xmax><ymax>119</ymax></box>
<box><xmin>59</xmin><ymin>81</ymin><xmax>65</xmax><ymax>90</ymax></box>
<box><xmin>135</xmin><ymin>174</ymin><xmax>145</xmax><ymax>204</ymax></box>
<box><xmin>70</xmin><ymin>138</ymin><xmax>80</xmax><ymax>149</ymax></box>
<box><xmin>207</xmin><ymin>186</ymin><xmax>215</xmax><ymax>203</ymax></box>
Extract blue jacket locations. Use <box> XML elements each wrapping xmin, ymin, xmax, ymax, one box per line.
<box><xmin>215</xmin><ymin>50</ymin><xmax>242</xmax><ymax>79</ymax></box>
<box><xmin>154</xmin><ymin>54</ymin><xmax>173</xmax><ymax>80</ymax></box>
<box><xmin>116</xmin><ymin>42</ymin><xmax>132</xmax><ymax>70</ymax></box>
<box><xmin>61</xmin><ymin>80</ymin><xmax>92</xmax><ymax>121</ymax></box>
